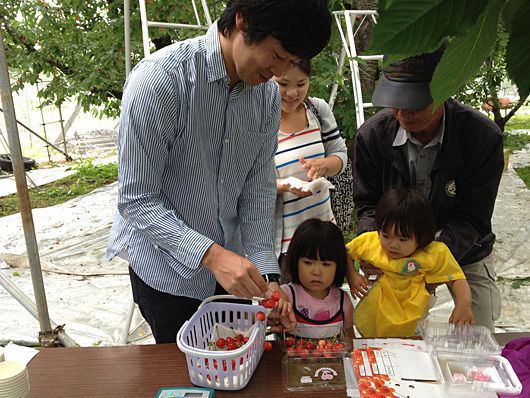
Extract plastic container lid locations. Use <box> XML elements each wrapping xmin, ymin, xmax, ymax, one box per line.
<box><xmin>419</xmin><ymin>320</ymin><xmax>500</xmax><ymax>356</ymax></box>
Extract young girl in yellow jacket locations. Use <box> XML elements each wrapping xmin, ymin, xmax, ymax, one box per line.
<box><xmin>347</xmin><ymin>187</ymin><xmax>474</xmax><ymax>337</ymax></box>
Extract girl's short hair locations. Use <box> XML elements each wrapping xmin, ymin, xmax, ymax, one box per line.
<box><xmin>285</xmin><ymin>218</ymin><xmax>347</xmax><ymax>287</ymax></box>
<box><xmin>375</xmin><ymin>187</ymin><xmax>436</xmax><ymax>249</ymax></box>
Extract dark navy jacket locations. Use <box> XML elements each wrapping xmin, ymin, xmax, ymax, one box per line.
<box><xmin>353</xmin><ymin>98</ymin><xmax>503</xmax><ymax>266</ymax></box>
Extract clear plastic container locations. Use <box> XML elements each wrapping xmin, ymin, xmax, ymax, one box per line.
<box><xmin>420</xmin><ymin>320</ymin><xmax>500</xmax><ymax>355</ymax></box>
<box><xmin>281</xmin><ymin>325</ymin><xmax>350</xmax><ymax>391</ymax></box>
<box><xmin>420</xmin><ymin>320</ymin><xmax>522</xmax><ymax>395</ymax></box>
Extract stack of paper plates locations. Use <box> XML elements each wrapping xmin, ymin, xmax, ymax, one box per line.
<box><xmin>0</xmin><ymin>361</ymin><xmax>30</xmax><ymax>398</ymax></box>
<box><xmin>0</xmin><ymin>346</ymin><xmax>4</xmax><ymax>362</ymax></box>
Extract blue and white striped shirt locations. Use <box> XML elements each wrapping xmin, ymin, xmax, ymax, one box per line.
<box><xmin>107</xmin><ymin>22</ymin><xmax>281</xmax><ymax>300</ymax></box>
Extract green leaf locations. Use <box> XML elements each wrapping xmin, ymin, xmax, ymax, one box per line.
<box><xmin>430</xmin><ymin>0</ymin><xmax>503</xmax><ymax>107</ymax></box>
<box><xmin>505</xmin><ymin>2</ymin><xmax>530</xmax><ymax>99</ymax></box>
<box><xmin>501</xmin><ymin>0</ymin><xmax>526</xmax><ymax>31</ymax></box>
<box><xmin>370</xmin><ymin>0</ymin><xmax>490</xmax><ymax>57</ymax></box>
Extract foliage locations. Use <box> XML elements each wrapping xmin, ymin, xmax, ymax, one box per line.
<box><xmin>497</xmin><ymin>275</ymin><xmax>530</xmax><ymax>289</ymax></box>
<box><xmin>503</xmin><ymin>132</ymin><xmax>530</xmax><ymax>154</ymax></box>
<box><xmin>0</xmin><ymin>160</ymin><xmax>118</xmax><ymax>217</ymax></box>
<box><xmin>514</xmin><ymin>165</ymin><xmax>530</xmax><ymax>190</ymax></box>
<box><xmin>370</xmin><ymin>0</ymin><xmax>530</xmax><ymax>108</ymax></box>
<box><xmin>0</xmin><ymin>0</ymin><xmax>214</xmax><ymax>118</ymax></box>
<box><xmin>504</xmin><ymin>112</ymin><xmax>530</xmax><ymax>131</ymax></box>
<box><xmin>454</xmin><ymin>26</ymin><xmax>528</xmax><ymax>132</ymax></box>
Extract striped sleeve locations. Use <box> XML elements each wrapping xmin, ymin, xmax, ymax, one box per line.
<box><xmin>117</xmin><ymin>61</ymin><xmax>213</xmax><ymax>274</ymax></box>
<box><xmin>311</xmin><ymin>97</ymin><xmax>347</xmax><ymax>175</ymax></box>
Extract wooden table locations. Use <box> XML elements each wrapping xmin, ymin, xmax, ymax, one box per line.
<box><xmin>26</xmin><ymin>333</ymin><xmax>529</xmax><ymax>397</ymax></box>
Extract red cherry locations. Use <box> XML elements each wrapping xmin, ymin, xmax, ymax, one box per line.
<box><xmin>227</xmin><ymin>341</ymin><xmax>240</xmax><ymax>350</ymax></box>
<box><xmin>234</xmin><ymin>333</ymin><xmax>244</xmax><ymax>342</ymax></box>
<box><xmin>260</xmin><ymin>298</ymin><xmax>275</xmax><ymax>309</ymax></box>
<box><xmin>271</xmin><ymin>290</ymin><xmax>281</xmax><ymax>302</ymax></box>
<box><xmin>242</xmin><ymin>336</ymin><xmax>250</xmax><ymax>344</ymax></box>
<box><xmin>256</xmin><ymin>311</ymin><xmax>266</xmax><ymax>321</ymax></box>
<box><xmin>284</xmin><ymin>336</ymin><xmax>294</xmax><ymax>347</ymax></box>
<box><xmin>215</xmin><ymin>337</ymin><xmax>226</xmax><ymax>349</ymax></box>
<box><xmin>263</xmin><ymin>341</ymin><xmax>273</xmax><ymax>351</ymax></box>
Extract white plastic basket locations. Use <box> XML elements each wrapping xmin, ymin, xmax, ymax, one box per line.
<box><xmin>176</xmin><ymin>295</ymin><xmax>269</xmax><ymax>390</ymax></box>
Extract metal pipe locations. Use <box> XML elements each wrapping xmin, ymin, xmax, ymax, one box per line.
<box><xmin>0</xmin><ymin>270</ymin><xmax>78</xmax><ymax>347</ymax></box>
<box><xmin>138</xmin><ymin>0</ymin><xmax>150</xmax><ymax>57</ymax></box>
<box><xmin>0</xmin><ymin>107</ymin><xmax>72</xmax><ymax>160</ymax></box>
<box><xmin>0</xmin><ymin>31</ymin><xmax>54</xmax><ymax>345</ymax></box>
<box><xmin>124</xmin><ymin>0</ymin><xmax>131</xmax><ymax>76</ymax></box>
<box><xmin>57</xmin><ymin>105</ymin><xmax>68</xmax><ymax>157</ymax></box>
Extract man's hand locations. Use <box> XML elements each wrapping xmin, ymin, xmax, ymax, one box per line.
<box><xmin>202</xmin><ymin>244</ymin><xmax>269</xmax><ymax>298</ymax></box>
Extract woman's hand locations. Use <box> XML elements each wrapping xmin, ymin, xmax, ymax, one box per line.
<box><xmin>277</xmin><ymin>179</ymin><xmax>312</xmax><ymax>198</ymax></box>
<box><xmin>299</xmin><ymin>157</ymin><xmax>329</xmax><ymax>180</ymax></box>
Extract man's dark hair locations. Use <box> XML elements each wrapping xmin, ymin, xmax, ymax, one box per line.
<box><xmin>218</xmin><ymin>0</ymin><xmax>331</xmax><ymax>59</ymax></box>
<box><xmin>375</xmin><ymin>187</ymin><xmax>436</xmax><ymax>249</ymax></box>
<box><xmin>286</xmin><ymin>218</ymin><xmax>347</xmax><ymax>287</ymax></box>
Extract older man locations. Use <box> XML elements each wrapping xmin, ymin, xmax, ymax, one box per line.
<box><xmin>351</xmin><ymin>44</ymin><xmax>503</xmax><ymax>331</ymax></box>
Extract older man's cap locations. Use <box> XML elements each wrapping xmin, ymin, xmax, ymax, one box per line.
<box><xmin>372</xmin><ymin>43</ymin><xmax>447</xmax><ymax>111</ymax></box>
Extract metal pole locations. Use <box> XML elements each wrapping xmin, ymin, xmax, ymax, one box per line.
<box><xmin>57</xmin><ymin>104</ymin><xmax>69</xmax><ymax>158</ymax></box>
<box><xmin>124</xmin><ymin>0</ymin><xmax>131</xmax><ymax>76</ymax></box>
<box><xmin>0</xmin><ymin>107</ymin><xmax>72</xmax><ymax>160</ymax></box>
<box><xmin>0</xmin><ymin>30</ymin><xmax>54</xmax><ymax>345</ymax></box>
<box><xmin>0</xmin><ymin>270</ymin><xmax>78</xmax><ymax>347</ymax></box>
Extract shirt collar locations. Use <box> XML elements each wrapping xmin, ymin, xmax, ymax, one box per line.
<box><xmin>392</xmin><ymin>109</ymin><xmax>445</xmax><ymax>148</ymax></box>
<box><xmin>205</xmin><ymin>21</ymin><xmax>228</xmax><ymax>83</ymax></box>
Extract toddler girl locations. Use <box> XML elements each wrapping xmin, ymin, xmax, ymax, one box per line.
<box><xmin>347</xmin><ymin>187</ymin><xmax>474</xmax><ymax>337</ymax></box>
<box><xmin>280</xmin><ymin>218</ymin><xmax>354</xmax><ymax>338</ymax></box>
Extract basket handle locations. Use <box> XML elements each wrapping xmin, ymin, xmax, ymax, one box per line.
<box><xmin>198</xmin><ymin>294</ymin><xmax>265</xmax><ymax>310</ymax></box>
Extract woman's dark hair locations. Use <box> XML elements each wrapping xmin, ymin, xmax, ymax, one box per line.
<box><xmin>285</xmin><ymin>219</ymin><xmax>347</xmax><ymax>288</ymax></box>
<box><xmin>375</xmin><ymin>187</ymin><xmax>436</xmax><ymax>249</ymax></box>
<box><xmin>218</xmin><ymin>0</ymin><xmax>332</xmax><ymax>59</ymax></box>
<box><xmin>296</xmin><ymin>58</ymin><xmax>312</xmax><ymax>77</ymax></box>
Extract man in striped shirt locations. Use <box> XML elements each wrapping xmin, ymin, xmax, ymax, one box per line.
<box><xmin>107</xmin><ymin>0</ymin><xmax>332</xmax><ymax>343</ymax></box>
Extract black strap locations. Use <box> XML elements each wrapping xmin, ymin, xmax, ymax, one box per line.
<box><xmin>304</xmin><ymin>98</ymin><xmax>322</xmax><ymax>125</ymax></box>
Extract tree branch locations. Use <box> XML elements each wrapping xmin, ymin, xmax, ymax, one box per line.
<box><xmin>0</xmin><ymin>14</ymin><xmax>73</xmax><ymax>75</ymax></box>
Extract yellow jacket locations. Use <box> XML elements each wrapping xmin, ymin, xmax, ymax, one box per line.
<box><xmin>347</xmin><ymin>232</ymin><xmax>465</xmax><ymax>337</ymax></box>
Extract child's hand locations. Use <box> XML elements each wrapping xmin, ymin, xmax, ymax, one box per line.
<box><xmin>275</xmin><ymin>297</ymin><xmax>292</xmax><ymax>318</ymax></box>
<box><xmin>349</xmin><ymin>270</ymin><xmax>370</xmax><ymax>300</ymax></box>
<box><xmin>449</xmin><ymin>304</ymin><xmax>475</xmax><ymax>325</ymax></box>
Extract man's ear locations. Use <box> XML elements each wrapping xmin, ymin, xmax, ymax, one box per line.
<box><xmin>235</xmin><ymin>12</ymin><xmax>247</xmax><ymax>31</ymax></box>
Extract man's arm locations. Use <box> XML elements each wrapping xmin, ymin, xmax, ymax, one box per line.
<box><xmin>436</xmin><ymin>123</ymin><xmax>503</xmax><ymax>263</ymax></box>
<box><xmin>117</xmin><ymin>62</ymin><xmax>213</xmax><ymax>275</ymax></box>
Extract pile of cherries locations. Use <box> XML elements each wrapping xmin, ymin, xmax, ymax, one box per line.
<box><xmin>284</xmin><ymin>336</ymin><xmax>346</xmax><ymax>358</ymax></box>
<box><xmin>212</xmin><ymin>334</ymin><xmax>249</xmax><ymax>351</ymax></box>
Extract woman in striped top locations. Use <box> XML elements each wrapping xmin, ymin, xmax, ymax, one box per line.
<box><xmin>274</xmin><ymin>59</ymin><xmax>348</xmax><ymax>259</ymax></box>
